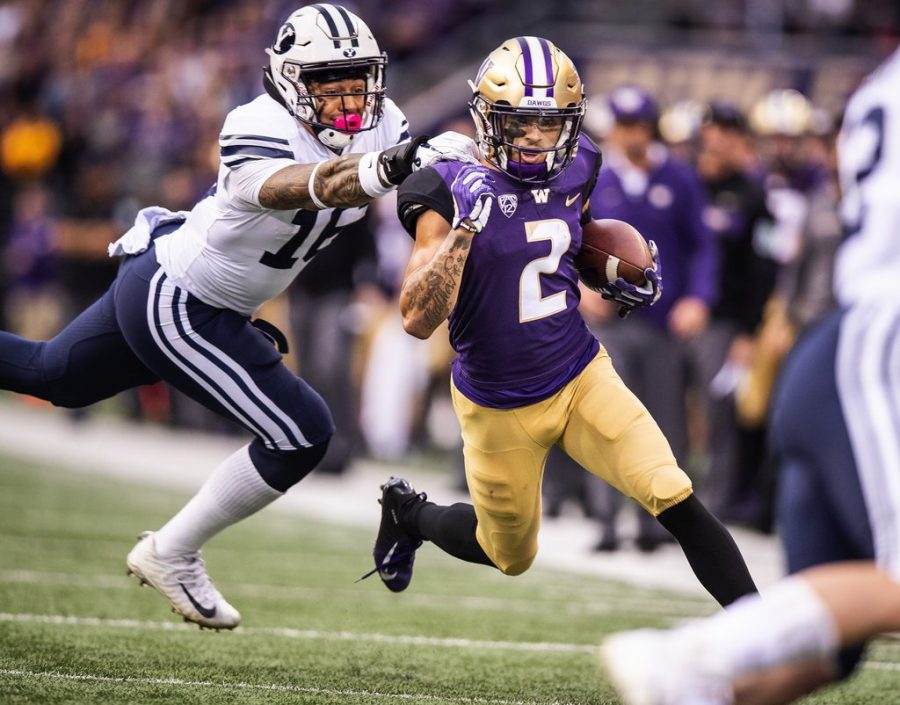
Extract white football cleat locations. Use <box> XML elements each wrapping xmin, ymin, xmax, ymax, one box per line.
<box><xmin>599</xmin><ymin>628</ymin><xmax>733</xmax><ymax>705</ymax></box>
<box><xmin>126</xmin><ymin>531</ymin><xmax>241</xmax><ymax>630</ymax></box>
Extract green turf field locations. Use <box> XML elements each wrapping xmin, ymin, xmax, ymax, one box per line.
<box><xmin>1</xmin><ymin>455</ymin><xmax>897</xmax><ymax>704</ymax></box>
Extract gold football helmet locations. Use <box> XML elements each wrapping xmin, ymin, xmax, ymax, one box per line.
<box><xmin>750</xmin><ymin>89</ymin><xmax>813</xmax><ymax>137</ymax></box>
<box><xmin>469</xmin><ymin>37</ymin><xmax>585</xmax><ymax>183</ymax></box>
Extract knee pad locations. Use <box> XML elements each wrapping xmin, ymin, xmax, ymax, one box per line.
<box><xmin>476</xmin><ymin>524</ymin><xmax>537</xmax><ymax>576</ymax></box>
<box><xmin>249</xmin><ymin>438</ymin><xmax>330</xmax><ymax>492</ymax></box>
<box><xmin>496</xmin><ymin>553</ymin><xmax>536</xmax><ymax>577</ymax></box>
<box><xmin>647</xmin><ymin>466</ymin><xmax>693</xmax><ymax>515</ymax></box>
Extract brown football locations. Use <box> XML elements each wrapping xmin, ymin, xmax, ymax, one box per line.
<box><xmin>575</xmin><ymin>219</ymin><xmax>653</xmax><ymax>292</ymax></box>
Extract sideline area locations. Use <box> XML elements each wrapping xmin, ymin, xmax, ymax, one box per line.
<box><xmin>0</xmin><ymin>398</ymin><xmax>783</xmax><ymax>596</ymax></box>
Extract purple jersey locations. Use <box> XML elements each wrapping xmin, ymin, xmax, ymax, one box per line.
<box><xmin>397</xmin><ymin>134</ymin><xmax>602</xmax><ymax>408</ymax></box>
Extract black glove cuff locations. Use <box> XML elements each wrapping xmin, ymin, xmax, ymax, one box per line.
<box><xmin>377</xmin><ymin>135</ymin><xmax>430</xmax><ymax>186</ymax></box>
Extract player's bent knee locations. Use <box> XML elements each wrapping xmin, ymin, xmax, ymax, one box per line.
<box><xmin>249</xmin><ymin>438</ymin><xmax>330</xmax><ymax>492</ymax></box>
<box><xmin>644</xmin><ymin>466</ymin><xmax>693</xmax><ymax>516</ymax></box>
<box><xmin>496</xmin><ymin>554</ymin><xmax>535</xmax><ymax>576</ymax></box>
<box><xmin>479</xmin><ymin>533</ymin><xmax>537</xmax><ymax>576</ymax></box>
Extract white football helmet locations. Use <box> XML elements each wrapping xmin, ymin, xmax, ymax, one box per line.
<box><xmin>264</xmin><ymin>4</ymin><xmax>386</xmax><ymax>149</ymax></box>
<box><xmin>469</xmin><ymin>37</ymin><xmax>585</xmax><ymax>183</ymax></box>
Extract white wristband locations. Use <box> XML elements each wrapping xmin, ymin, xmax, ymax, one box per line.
<box><xmin>358</xmin><ymin>151</ymin><xmax>394</xmax><ymax>198</ymax></box>
<box><xmin>307</xmin><ymin>161</ymin><xmax>328</xmax><ymax>209</ymax></box>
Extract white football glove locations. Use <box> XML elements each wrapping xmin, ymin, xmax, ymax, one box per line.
<box><xmin>414</xmin><ymin>131</ymin><xmax>481</xmax><ymax>170</ymax></box>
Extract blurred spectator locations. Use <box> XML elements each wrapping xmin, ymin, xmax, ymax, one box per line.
<box><xmin>0</xmin><ymin>96</ymin><xmax>61</xmax><ymax>182</ymax></box>
<box><xmin>3</xmin><ymin>182</ymin><xmax>61</xmax><ymax>340</ymax></box>
<box><xmin>692</xmin><ymin>101</ymin><xmax>779</xmax><ymax>524</ymax></box>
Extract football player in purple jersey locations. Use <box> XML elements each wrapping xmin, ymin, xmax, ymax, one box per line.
<box><xmin>361</xmin><ymin>37</ymin><xmax>757</xmax><ymax>609</ymax></box>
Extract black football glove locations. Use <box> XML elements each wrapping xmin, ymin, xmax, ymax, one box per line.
<box><xmin>377</xmin><ymin>132</ymin><xmax>481</xmax><ymax>186</ymax></box>
<box><xmin>377</xmin><ymin>135</ymin><xmax>430</xmax><ymax>186</ymax></box>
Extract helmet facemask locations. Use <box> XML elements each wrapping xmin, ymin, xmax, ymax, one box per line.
<box><xmin>278</xmin><ymin>59</ymin><xmax>386</xmax><ymax>149</ymax></box>
<box><xmin>470</xmin><ymin>98</ymin><xmax>584</xmax><ymax>182</ymax></box>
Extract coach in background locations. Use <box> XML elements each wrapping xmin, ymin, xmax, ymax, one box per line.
<box><xmin>692</xmin><ymin>102</ymin><xmax>778</xmax><ymax>527</ymax></box>
<box><xmin>583</xmin><ymin>85</ymin><xmax>718</xmax><ymax>551</ymax></box>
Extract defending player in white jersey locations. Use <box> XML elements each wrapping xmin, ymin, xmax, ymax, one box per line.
<box><xmin>0</xmin><ymin>3</ymin><xmax>477</xmax><ymax>630</ymax></box>
<box><xmin>599</xmin><ymin>45</ymin><xmax>900</xmax><ymax>705</ymax></box>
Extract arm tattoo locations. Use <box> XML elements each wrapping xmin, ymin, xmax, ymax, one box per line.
<box><xmin>404</xmin><ymin>232</ymin><xmax>473</xmax><ymax>331</ymax></box>
<box><xmin>258</xmin><ymin>154</ymin><xmax>372</xmax><ymax>210</ymax></box>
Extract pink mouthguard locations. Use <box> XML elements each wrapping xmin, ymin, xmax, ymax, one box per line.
<box><xmin>333</xmin><ymin>114</ymin><xmax>362</xmax><ymax>132</ymax></box>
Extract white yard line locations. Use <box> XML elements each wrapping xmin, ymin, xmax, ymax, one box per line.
<box><xmin>2</xmin><ymin>613</ymin><xmax>896</xmax><ymax>673</ymax></box>
<box><xmin>0</xmin><ymin>612</ymin><xmax>595</xmax><ymax>654</ymax></box>
<box><xmin>0</xmin><ymin>569</ymin><xmax>716</xmax><ymax>619</ymax></box>
<box><xmin>0</xmin><ymin>668</ymin><xmax>579</xmax><ymax>705</ymax></box>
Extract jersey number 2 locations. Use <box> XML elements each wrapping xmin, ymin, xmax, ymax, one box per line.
<box><xmin>519</xmin><ymin>219</ymin><xmax>571</xmax><ymax>323</ymax></box>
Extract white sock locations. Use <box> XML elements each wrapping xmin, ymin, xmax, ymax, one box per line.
<box><xmin>153</xmin><ymin>444</ymin><xmax>283</xmax><ymax>557</ymax></box>
<box><xmin>679</xmin><ymin>576</ymin><xmax>840</xmax><ymax>678</ymax></box>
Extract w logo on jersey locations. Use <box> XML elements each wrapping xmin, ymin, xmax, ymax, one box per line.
<box><xmin>498</xmin><ymin>194</ymin><xmax>518</xmax><ymax>217</ymax></box>
<box><xmin>531</xmin><ymin>188</ymin><xmax>550</xmax><ymax>203</ymax></box>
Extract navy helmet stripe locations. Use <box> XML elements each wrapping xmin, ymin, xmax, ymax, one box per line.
<box><xmin>516</xmin><ymin>37</ymin><xmax>533</xmax><ymax>96</ymax></box>
<box><xmin>220</xmin><ymin>134</ymin><xmax>289</xmax><ymax>145</ymax></box>
<box><xmin>168</xmin><ymin>288</ymin><xmax>307</xmax><ymax>449</ymax></box>
<box><xmin>221</xmin><ymin>144</ymin><xmax>294</xmax><ymax>159</ymax></box>
<box><xmin>149</xmin><ymin>272</ymin><xmax>279</xmax><ymax>448</ymax></box>
<box><xmin>538</xmin><ymin>38</ymin><xmax>554</xmax><ymax>97</ymax></box>
<box><xmin>333</xmin><ymin>5</ymin><xmax>359</xmax><ymax>47</ymax></box>
<box><xmin>312</xmin><ymin>4</ymin><xmax>342</xmax><ymax>48</ymax></box>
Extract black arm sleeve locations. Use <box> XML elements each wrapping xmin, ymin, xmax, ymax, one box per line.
<box><xmin>396</xmin><ymin>168</ymin><xmax>455</xmax><ymax>238</ymax></box>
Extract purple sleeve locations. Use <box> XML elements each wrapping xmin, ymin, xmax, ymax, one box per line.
<box><xmin>678</xmin><ymin>166</ymin><xmax>718</xmax><ymax>305</ymax></box>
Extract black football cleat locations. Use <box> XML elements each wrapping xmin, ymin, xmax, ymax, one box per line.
<box><xmin>358</xmin><ymin>477</ymin><xmax>426</xmax><ymax>592</ymax></box>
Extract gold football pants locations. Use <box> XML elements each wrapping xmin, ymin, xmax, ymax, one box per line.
<box><xmin>451</xmin><ymin>349</ymin><xmax>692</xmax><ymax>575</ymax></box>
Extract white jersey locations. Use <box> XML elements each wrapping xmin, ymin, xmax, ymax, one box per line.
<box><xmin>154</xmin><ymin>94</ymin><xmax>409</xmax><ymax>315</ymax></box>
<box><xmin>834</xmin><ymin>47</ymin><xmax>900</xmax><ymax>306</ymax></box>
<box><xmin>834</xmin><ymin>48</ymin><xmax>900</xmax><ymax>577</ymax></box>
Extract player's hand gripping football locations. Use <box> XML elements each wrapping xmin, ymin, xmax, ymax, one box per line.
<box><xmin>450</xmin><ymin>164</ymin><xmax>495</xmax><ymax>234</ymax></box>
<box><xmin>600</xmin><ymin>239</ymin><xmax>663</xmax><ymax>318</ymax></box>
<box><xmin>414</xmin><ymin>131</ymin><xmax>481</xmax><ymax>170</ymax></box>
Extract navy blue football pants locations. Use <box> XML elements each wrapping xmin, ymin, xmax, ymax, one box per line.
<box><xmin>0</xmin><ymin>235</ymin><xmax>333</xmax><ymax>491</ymax></box>
<box><xmin>769</xmin><ymin>307</ymin><xmax>873</xmax><ymax>676</ymax></box>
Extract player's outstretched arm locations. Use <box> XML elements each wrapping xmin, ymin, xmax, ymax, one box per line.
<box><xmin>259</xmin><ymin>132</ymin><xmax>481</xmax><ymax>211</ymax></box>
<box><xmin>259</xmin><ymin>153</ymin><xmax>373</xmax><ymax>210</ymax></box>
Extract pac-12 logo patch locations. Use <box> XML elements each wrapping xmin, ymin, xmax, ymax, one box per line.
<box><xmin>498</xmin><ymin>194</ymin><xmax>518</xmax><ymax>217</ymax></box>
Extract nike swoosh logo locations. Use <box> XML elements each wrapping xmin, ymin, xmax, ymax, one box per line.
<box><xmin>379</xmin><ymin>542</ymin><xmax>399</xmax><ymax>581</ymax></box>
<box><xmin>565</xmin><ymin>193</ymin><xmax>580</xmax><ymax>207</ymax></box>
<box><xmin>179</xmin><ymin>583</ymin><xmax>217</xmax><ymax>619</ymax></box>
